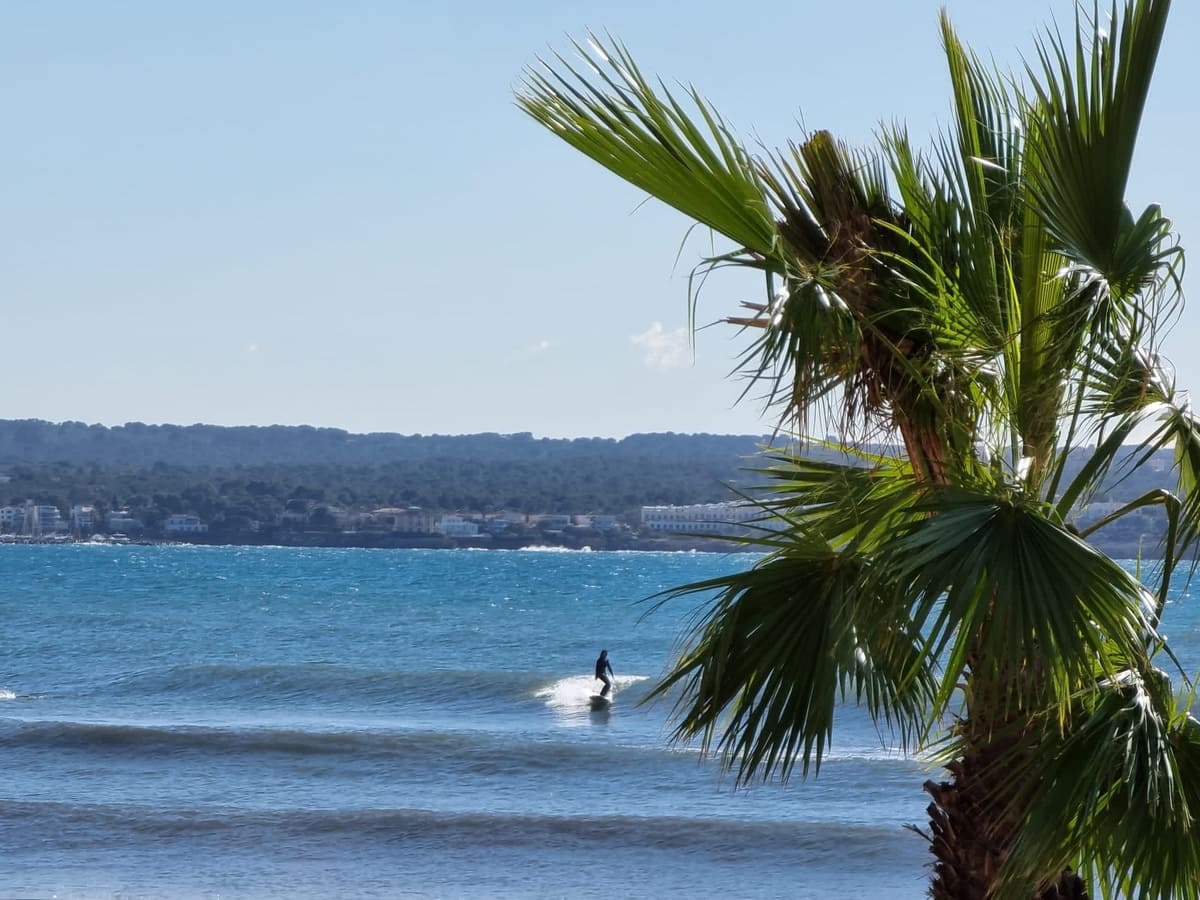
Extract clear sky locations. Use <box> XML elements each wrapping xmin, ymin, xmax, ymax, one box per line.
<box><xmin>3</xmin><ymin>1</ymin><xmax>1197</xmax><ymax>438</ymax></box>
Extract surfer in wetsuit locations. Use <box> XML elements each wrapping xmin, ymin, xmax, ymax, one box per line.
<box><xmin>595</xmin><ymin>649</ymin><xmax>614</xmax><ymax>697</ymax></box>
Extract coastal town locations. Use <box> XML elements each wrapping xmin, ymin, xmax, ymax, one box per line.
<box><xmin>0</xmin><ymin>492</ymin><xmax>1169</xmax><ymax>557</ymax></box>
<box><xmin>0</xmin><ymin>498</ymin><xmax>768</xmax><ymax>550</ymax></box>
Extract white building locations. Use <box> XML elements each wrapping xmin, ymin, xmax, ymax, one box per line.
<box><xmin>640</xmin><ymin>502</ymin><xmax>763</xmax><ymax>535</ymax></box>
<box><xmin>71</xmin><ymin>505</ymin><xmax>97</xmax><ymax>532</ymax></box>
<box><xmin>372</xmin><ymin>507</ymin><xmax>438</xmax><ymax>534</ymax></box>
<box><xmin>26</xmin><ymin>504</ymin><xmax>66</xmax><ymax>535</ymax></box>
<box><xmin>0</xmin><ymin>506</ymin><xmax>24</xmax><ymax>531</ymax></box>
<box><xmin>437</xmin><ymin>515</ymin><xmax>480</xmax><ymax>537</ymax></box>
<box><xmin>164</xmin><ymin>514</ymin><xmax>208</xmax><ymax>534</ymax></box>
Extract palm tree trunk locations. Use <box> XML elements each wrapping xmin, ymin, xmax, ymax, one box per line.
<box><xmin>892</xmin><ymin>412</ymin><xmax>1087</xmax><ymax>899</ymax></box>
<box><xmin>922</xmin><ymin>672</ymin><xmax>1089</xmax><ymax>899</ymax></box>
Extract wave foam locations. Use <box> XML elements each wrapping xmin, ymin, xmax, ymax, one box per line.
<box><xmin>536</xmin><ymin>674</ymin><xmax>647</xmax><ymax>710</ymax></box>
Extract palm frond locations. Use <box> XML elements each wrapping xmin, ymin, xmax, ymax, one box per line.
<box><xmin>869</xmin><ymin>487</ymin><xmax>1151</xmax><ymax>718</ymax></box>
<box><xmin>939</xmin><ymin>13</ymin><xmax>1020</xmax><ymax>340</ymax></box>
<box><xmin>1158</xmin><ymin>405</ymin><xmax>1200</xmax><ymax>572</ymax></box>
<box><xmin>879</xmin><ymin>130</ymin><xmax>1007</xmax><ymax>362</ymax></box>
<box><xmin>517</xmin><ymin>34</ymin><xmax>780</xmax><ymax>264</ymax></box>
<box><xmin>1050</xmin><ymin>335</ymin><xmax>1173</xmax><ymax>516</ymax></box>
<box><xmin>727</xmin><ymin>273</ymin><xmax>862</xmax><ymax>429</ymax></box>
<box><xmin>1022</xmin><ymin>0</ymin><xmax>1177</xmax><ymax>306</ymax></box>
<box><xmin>647</xmin><ymin>544</ymin><xmax>933</xmax><ymax>784</ymax></box>
<box><xmin>751</xmin><ymin>131</ymin><xmax>924</xmax><ymax>431</ymax></box>
<box><xmin>1000</xmin><ymin>669</ymin><xmax>1200</xmax><ymax>900</ymax></box>
<box><xmin>745</xmin><ymin>449</ymin><xmax>922</xmax><ymax>553</ymax></box>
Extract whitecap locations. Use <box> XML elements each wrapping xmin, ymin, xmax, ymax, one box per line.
<box><xmin>535</xmin><ymin>673</ymin><xmax>649</xmax><ymax>711</ymax></box>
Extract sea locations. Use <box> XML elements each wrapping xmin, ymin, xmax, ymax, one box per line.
<box><xmin>3</xmin><ymin>545</ymin><xmax>1198</xmax><ymax>900</ymax></box>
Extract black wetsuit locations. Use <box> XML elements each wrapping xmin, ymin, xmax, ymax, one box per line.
<box><xmin>595</xmin><ymin>653</ymin><xmax>614</xmax><ymax>697</ymax></box>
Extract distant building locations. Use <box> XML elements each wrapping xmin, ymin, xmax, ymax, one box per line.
<box><xmin>164</xmin><ymin>514</ymin><xmax>208</xmax><ymax>535</ymax></box>
<box><xmin>484</xmin><ymin>517</ymin><xmax>511</xmax><ymax>534</ymax></box>
<box><xmin>164</xmin><ymin>514</ymin><xmax>208</xmax><ymax>534</ymax></box>
<box><xmin>107</xmin><ymin>510</ymin><xmax>142</xmax><ymax>533</ymax></box>
<box><xmin>534</xmin><ymin>514</ymin><xmax>572</xmax><ymax>531</ymax></box>
<box><xmin>71</xmin><ymin>505</ymin><xmax>97</xmax><ymax>533</ymax></box>
<box><xmin>640</xmin><ymin>502</ymin><xmax>762</xmax><ymax>536</ymax></box>
<box><xmin>0</xmin><ymin>506</ymin><xmax>24</xmax><ymax>531</ymax></box>
<box><xmin>372</xmin><ymin>507</ymin><xmax>438</xmax><ymax>534</ymax></box>
<box><xmin>25</xmin><ymin>504</ymin><xmax>66</xmax><ymax>536</ymax></box>
<box><xmin>437</xmin><ymin>515</ymin><xmax>480</xmax><ymax>538</ymax></box>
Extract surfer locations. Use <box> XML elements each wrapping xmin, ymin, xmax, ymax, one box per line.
<box><xmin>594</xmin><ymin>649</ymin><xmax>614</xmax><ymax>697</ymax></box>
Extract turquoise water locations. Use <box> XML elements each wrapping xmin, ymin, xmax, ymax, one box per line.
<box><xmin>4</xmin><ymin>545</ymin><xmax>1196</xmax><ymax>899</ymax></box>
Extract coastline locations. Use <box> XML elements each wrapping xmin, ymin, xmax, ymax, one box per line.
<box><xmin>0</xmin><ymin>531</ymin><xmax>758</xmax><ymax>553</ymax></box>
<box><xmin>0</xmin><ymin>530</ymin><xmax>1161</xmax><ymax>557</ymax></box>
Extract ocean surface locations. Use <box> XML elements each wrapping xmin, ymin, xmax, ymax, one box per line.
<box><xmin>3</xmin><ymin>546</ymin><xmax>1198</xmax><ymax>899</ymax></box>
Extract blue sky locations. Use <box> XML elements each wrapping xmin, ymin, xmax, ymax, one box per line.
<box><xmin>3</xmin><ymin>1</ymin><xmax>1196</xmax><ymax>438</ymax></box>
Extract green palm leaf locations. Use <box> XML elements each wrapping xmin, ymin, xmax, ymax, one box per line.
<box><xmin>648</xmin><ymin>544</ymin><xmax>933</xmax><ymax>784</ymax></box>
<box><xmin>870</xmin><ymin>488</ymin><xmax>1151</xmax><ymax>716</ymax></box>
<box><xmin>517</xmin><ymin>35</ymin><xmax>780</xmax><ymax>265</ymax></box>
<box><xmin>1023</xmin><ymin>0</ymin><xmax>1176</xmax><ymax>304</ymax></box>
<box><xmin>1001</xmin><ymin>669</ymin><xmax>1200</xmax><ymax>900</ymax></box>
<box><xmin>745</xmin><ymin>451</ymin><xmax>921</xmax><ymax>552</ymax></box>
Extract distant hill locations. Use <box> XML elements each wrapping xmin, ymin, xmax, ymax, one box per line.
<box><xmin>0</xmin><ymin>420</ymin><xmax>796</xmax><ymax>524</ymax></box>
<box><xmin>0</xmin><ymin>419</ymin><xmax>1178</xmax><ymax>557</ymax></box>
<box><xmin>0</xmin><ymin>419</ymin><xmax>779</xmax><ymax>468</ymax></box>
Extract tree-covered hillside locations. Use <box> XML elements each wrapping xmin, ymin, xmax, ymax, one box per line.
<box><xmin>0</xmin><ymin>419</ymin><xmax>773</xmax><ymax>468</ymax></box>
<box><xmin>0</xmin><ymin>419</ymin><xmax>1176</xmax><ymax>555</ymax></box>
<box><xmin>0</xmin><ymin>421</ymin><xmax>787</xmax><ymax>532</ymax></box>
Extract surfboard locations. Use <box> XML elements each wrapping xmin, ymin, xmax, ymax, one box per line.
<box><xmin>589</xmin><ymin>694</ymin><xmax>612</xmax><ymax>709</ymax></box>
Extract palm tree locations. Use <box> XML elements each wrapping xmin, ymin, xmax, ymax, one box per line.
<box><xmin>518</xmin><ymin>1</ymin><xmax>1200</xmax><ymax>897</ymax></box>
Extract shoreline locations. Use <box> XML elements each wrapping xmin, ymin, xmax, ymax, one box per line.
<box><xmin>0</xmin><ymin>529</ymin><xmax>1163</xmax><ymax>558</ymax></box>
<box><xmin>0</xmin><ymin>532</ymin><xmax>759</xmax><ymax>554</ymax></box>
